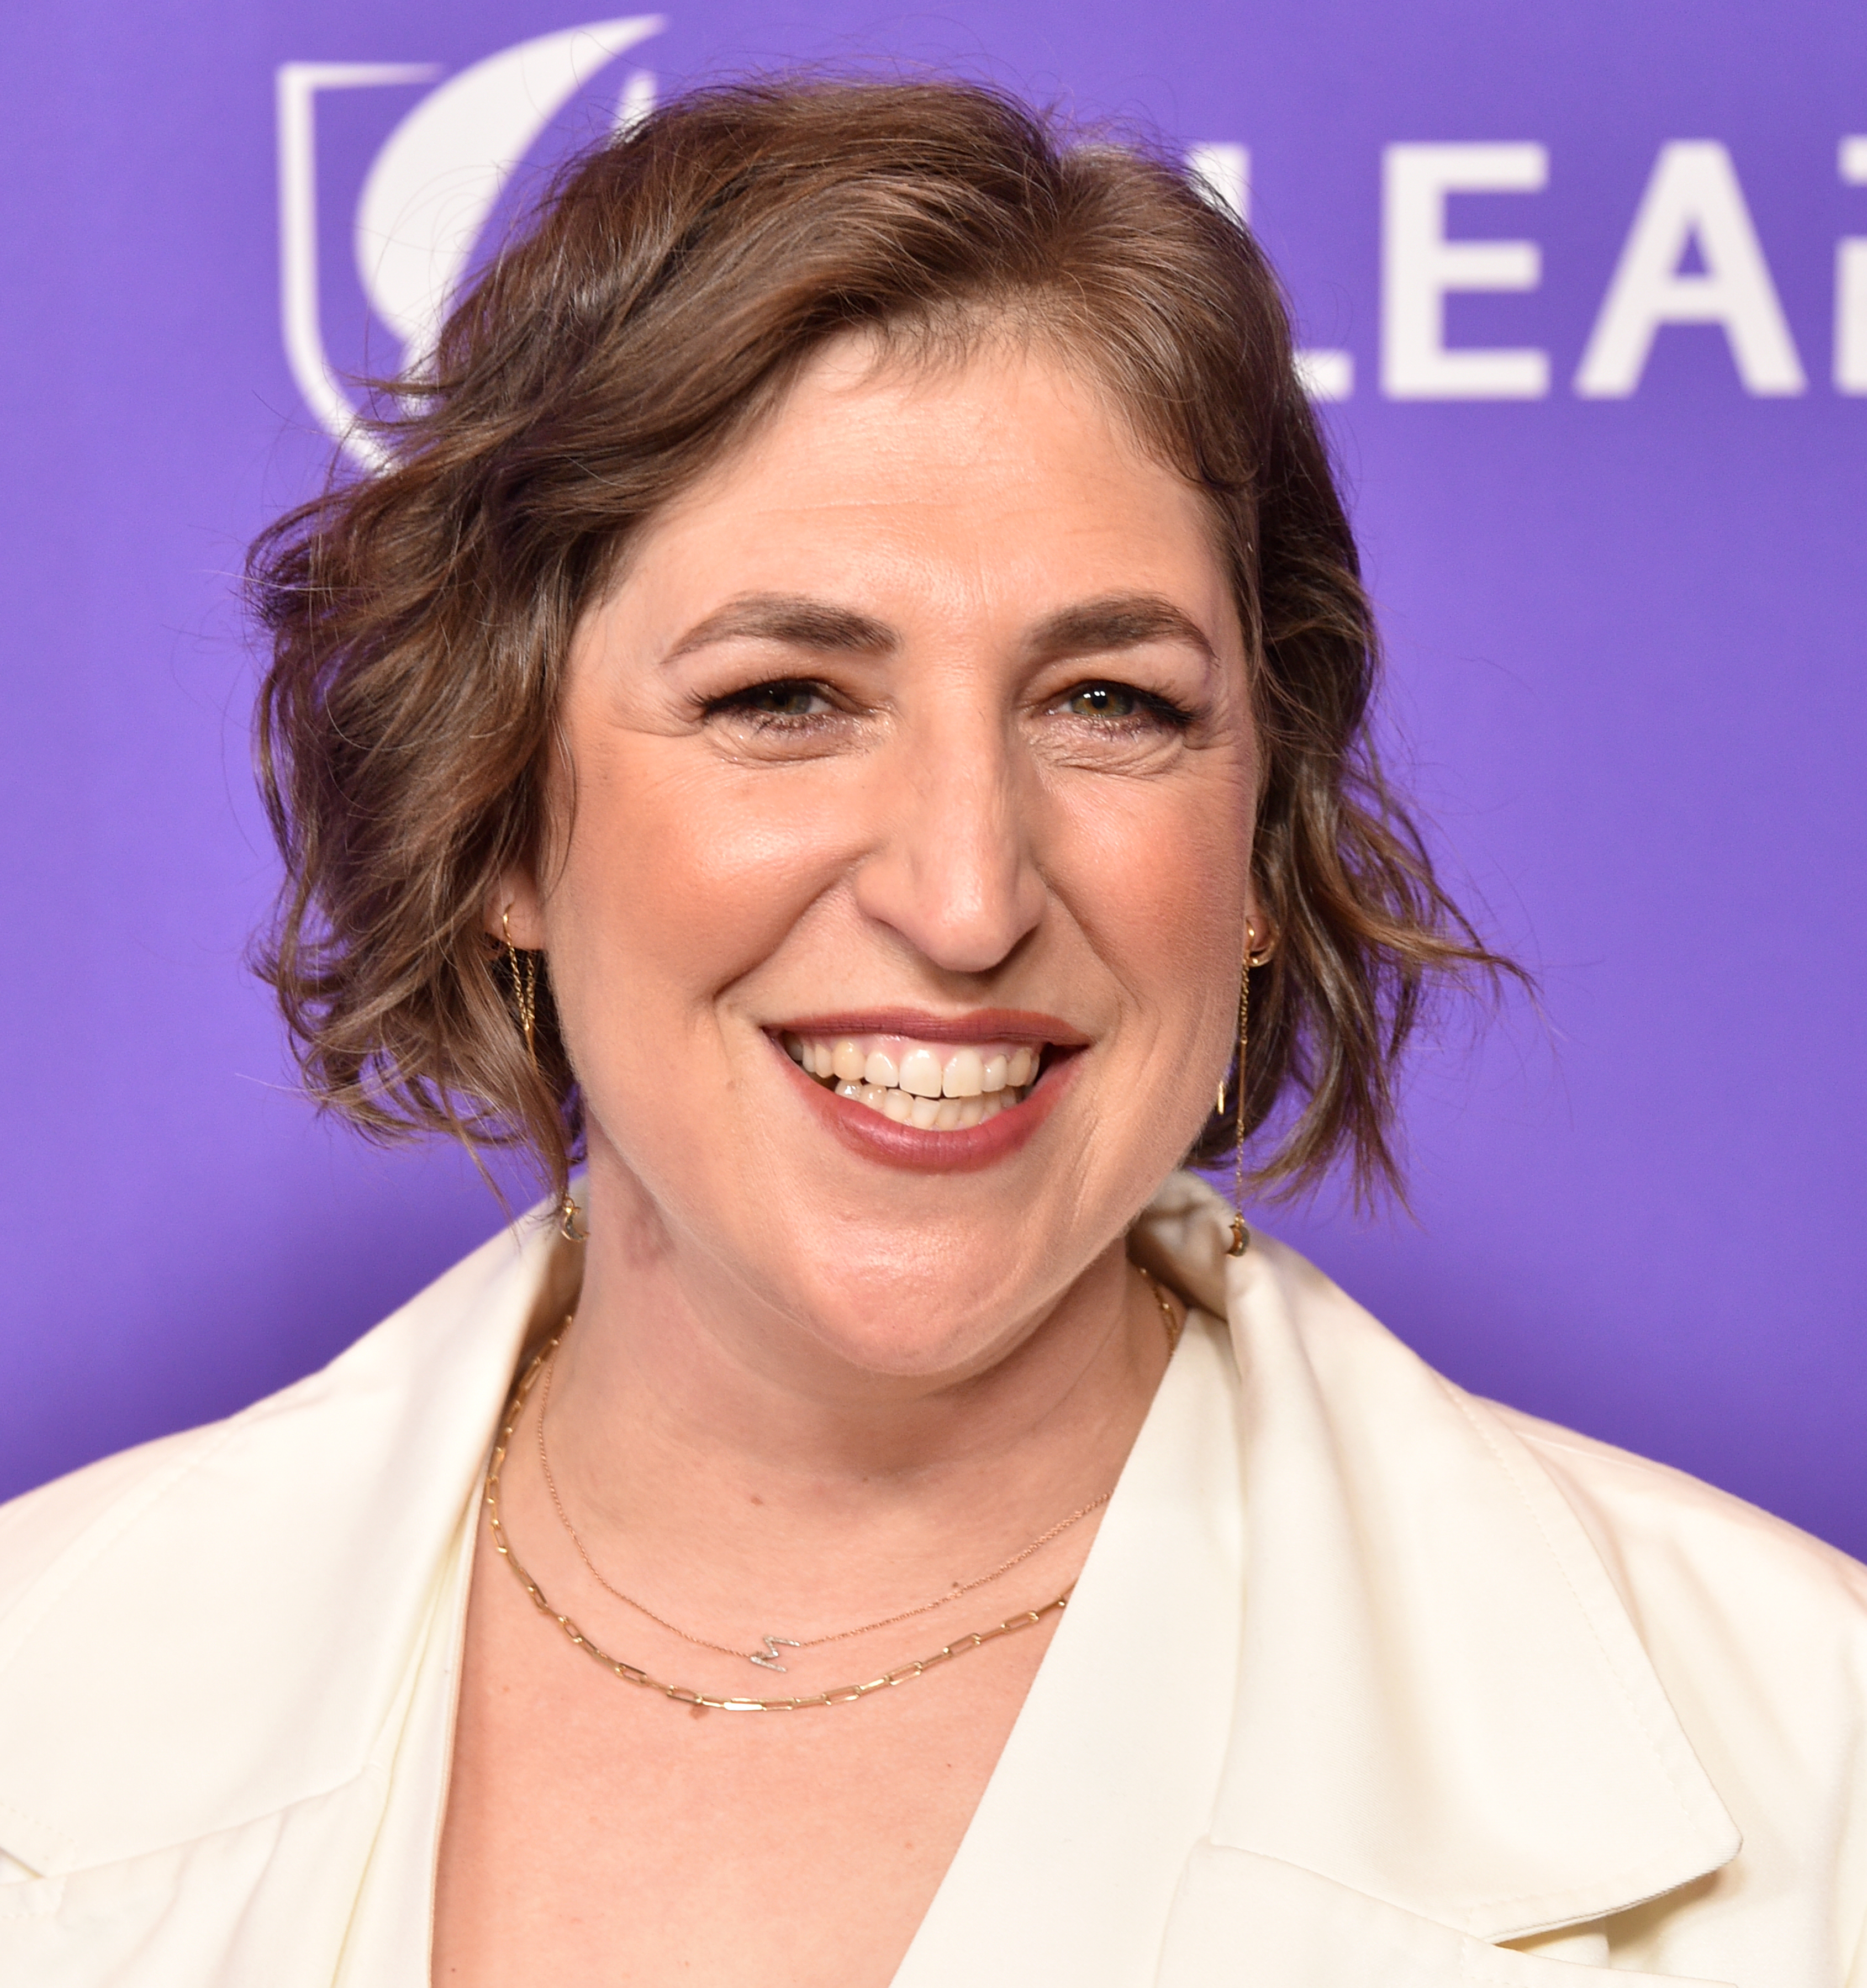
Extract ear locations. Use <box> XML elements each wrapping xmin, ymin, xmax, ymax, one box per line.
<box><xmin>1243</xmin><ymin>899</ymin><xmax>1277</xmax><ymax>963</ymax></box>
<box><xmin>484</xmin><ymin>868</ymin><xmax>546</xmax><ymax>949</ymax></box>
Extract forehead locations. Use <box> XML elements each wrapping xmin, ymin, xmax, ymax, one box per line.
<box><xmin>611</xmin><ymin>329</ymin><xmax>1235</xmax><ymax>629</ymax></box>
<box><xmin>718</xmin><ymin>325</ymin><xmax>1164</xmax><ymax>491</ymax></box>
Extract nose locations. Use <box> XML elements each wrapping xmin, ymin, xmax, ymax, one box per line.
<box><xmin>851</xmin><ymin>699</ymin><xmax>1047</xmax><ymax>976</ymax></box>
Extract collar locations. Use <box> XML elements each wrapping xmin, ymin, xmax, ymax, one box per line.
<box><xmin>0</xmin><ymin>1171</ymin><xmax>1739</xmax><ymax>1944</ymax></box>
<box><xmin>892</xmin><ymin>1300</ymin><xmax>1248</xmax><ymax>1988</ymax></box>
<box><xmin>1132</xmin><ymin>1173</ymin><xmax>1741</xmax><ymax>1944</ymax></box>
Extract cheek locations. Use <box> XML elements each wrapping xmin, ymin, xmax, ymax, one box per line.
<box><xmin>552</xmin><ymin>739</ymin><xmax>857</xmax><ymax>1018</ymax></box>
<box><xmin>1051</xmin><ymin>773</ymin><xmax>1251</xmax><ymax>1030</ymax></box>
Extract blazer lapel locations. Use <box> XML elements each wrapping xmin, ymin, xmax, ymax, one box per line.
<box><xmin>1133</xmin><ymin>1175</ymin><xmax>1741</xmax><ymax>1965</ymax></box>
<box><xmin>3</xmin><ymin>1171</ymin><xmax>1743</xmax><ymax>1981</ymax></box>
<box><xmin>891</xmin><ymin>1306</ymin><xmax>1248</xmax><ymax>1988</ymax></box>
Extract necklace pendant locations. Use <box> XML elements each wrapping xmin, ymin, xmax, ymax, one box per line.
<box><xmin>750</xmin><ymin>1635</ymin><xmax>801</xmax><ymax>1672</ymax></box>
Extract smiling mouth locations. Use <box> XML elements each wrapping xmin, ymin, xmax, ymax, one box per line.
<box><xmin>781</xmin><ymin>1032</ymin><xmax>1047</xmax><ymax>1130</ymax></box>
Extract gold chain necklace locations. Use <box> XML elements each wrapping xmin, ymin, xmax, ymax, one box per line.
<box><xmin>536</xmin><ymin>1267</ymin><xmax>1182</xmax><ymax>1670</ymax></box>
<box><xmin>484</xmin><ymin>1269</ymin><xmax>1184</xmax><ymax>1712</ymax></box>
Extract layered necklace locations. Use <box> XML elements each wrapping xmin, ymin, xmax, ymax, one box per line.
<box><xmin>484</xmin><ymin>1269</ymin><xmax>1184</xmax><ymax>1712</ymax></box>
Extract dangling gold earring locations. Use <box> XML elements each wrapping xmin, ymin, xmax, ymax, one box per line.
<box><xmin>501</xmin><ymin>908</ymin><xmax>536</xmax><ymax>1064</ymax></box>
<box><xmin>1226</xmin><ymin>917</ymin><xmax>1276</xmax><ymax>1259</ymax></box>
<box><xmin>502</xmin><ymin>908</ymin><xmax>587</xmax><ymax>1244</ymax></box>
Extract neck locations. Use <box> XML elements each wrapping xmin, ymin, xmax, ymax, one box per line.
<box><xmin>524</xmin><ymin>1157</ymin><xmax>1174</xmax><ymax>1647</ymax></box>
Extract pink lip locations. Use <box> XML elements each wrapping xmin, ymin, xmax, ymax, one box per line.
<box><xmin>771</xmin><ymin>1007</ymin><xmax>1086</xmax><ymax>1049</ymax></box>
<box><xmin>772</xmin><ymin>1032</ymin><xmax>1080</xmax><ymax>1173</ymax></box>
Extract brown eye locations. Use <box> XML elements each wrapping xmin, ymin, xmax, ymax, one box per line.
<box><xmin>1067</xmin><ymin>683</ymin><xmax>1139</xmax><ymax>719</ymax></box>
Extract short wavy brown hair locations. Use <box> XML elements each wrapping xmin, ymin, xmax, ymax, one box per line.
<box><xmin>249</xmin><ymin>75</ymin><xmax>1509</xmax><ymax>1207</ymax></box>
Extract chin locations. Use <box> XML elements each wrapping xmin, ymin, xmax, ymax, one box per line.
<box><xmin>757</xmin><ymin>1244</ymin><xmax>1042</xmax><ymax>1379</ymax></box>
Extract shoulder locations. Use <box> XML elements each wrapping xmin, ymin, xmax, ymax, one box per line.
<box><xmin>0</xmin><ymin>1422</ymin><xmax>227</xmax><ymax>1632</ymax></box>
<box><xmin>1494</xmin><ymin>1398</ymin><xmax>1867</xmax><ymax>1627</ymax></box>
<box><xmin>1144</xmin><ymin>1180</ymin><xmax>1867</xmax><ymax>1672</ymax></box>
<box><xmin>1244</xmin><ymin>1202</ymin><xmax>1867</xmax><ymax>1748</ymax></box>
<box><xmin>0</xmin><ymin>1207</ymin><xmax>546</xmax><ymax>1632</ymax></box>
<box><xmin>0</xmin><ymin>1209</ymin><xmax>556</xmax><ymax>1879</ymax></box>
<box><xmin>1480</xmin><ymin>1404</ymin><xmax>1867</xmax><ymax>1968</ymax></box>
<box><xmin>1483</xmin><ymin>1397</ymin><xmax>1867</xmax><ymax>1778</ymax></box>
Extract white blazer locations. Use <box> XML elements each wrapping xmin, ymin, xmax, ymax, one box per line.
<box><xmin>2</xmin><ymin>1172</ymin><xmax>1864</xmax><ymax>1986</ymax></box>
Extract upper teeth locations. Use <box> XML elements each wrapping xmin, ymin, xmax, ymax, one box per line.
<box><xmin>782</xmin><ymin>1033</ymin><xmax>1042</xmax><ymax>1130</ymax></box>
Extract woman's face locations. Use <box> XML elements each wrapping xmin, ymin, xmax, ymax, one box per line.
<box><xmin>511</xmin><ymin>332</ymin><xmax>1257</xmax><ymax>1377</ymax></box>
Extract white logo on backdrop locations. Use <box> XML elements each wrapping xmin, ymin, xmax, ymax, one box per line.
<box><xmin>275</xmin><ymin>27</ymin><xmax>1345</xmax><ymax>469</ymax></box>
<box><xmin>277</xmin><ymin>17</ymin><xmax>663</xmax><ymax>469</ymax></box>
<box><xmin>279</xmin><ymin>25</ymin><xmax>1864</xmax><ymax>464</ymax></box>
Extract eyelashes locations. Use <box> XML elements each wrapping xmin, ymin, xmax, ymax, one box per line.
<box><xmin>704</xmin><ymin>679</ymin><xmax>837</xmax><ymax>719</ymax></box>
<box><xmin>698</xmin><ymin>679</ymin><xmax>847</xmax><ymax>737</ymax></box>
<box><xmin>700</xmin><ymin>676</ymin><xmax>1198</xmax><ymax>734</ymax></box>
<box><xmin>1058</xmin><ymin>681</ymin><xmax>1196</xmax><ymax>729</ymax></box>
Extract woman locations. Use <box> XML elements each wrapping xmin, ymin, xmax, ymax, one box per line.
<box><xmin>1</xmin><ymin>78</ymin><xmax>1862</xmax><ymax>1988</ymax></box>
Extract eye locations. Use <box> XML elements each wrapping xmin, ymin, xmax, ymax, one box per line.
<box><xmin>1056</xmin><ymin>680</ymin><xmax>1193</xmax><ymax>728</ymax></box>
<box><xmin>707</xmin><ymin>679</ymin><xmax>836</xmax><ymax>721</ymax></box>
<box><xmin>696</xmin><ymin>675</ymin><xmax>860</xmax><ymax>757</ymax></box>
<box><xmin>1068</xmin><ymin>683</ymin><xmax>1138</xmax><ymax>719</ymax></box>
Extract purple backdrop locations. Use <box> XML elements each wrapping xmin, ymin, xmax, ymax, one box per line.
<box><xmin>3</xmin><ymin>2</ymin><xmax>1863</xmax><ymax>1553</ymax></box>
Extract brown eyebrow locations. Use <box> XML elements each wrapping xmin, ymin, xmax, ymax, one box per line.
<box><xmin>662</xmin><ymin>593</ymin><xmax>896</xmax><ymax>664</ymax></box>
<box><xmin>1023</xmin><ymin>595</ymin><xmax>1218</xmax><ymax>667</ymax></box>
<box><xmin>662</xmin><ymin>589</ymin><xmax>1216</xmax><ymax>670</ymax></box>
